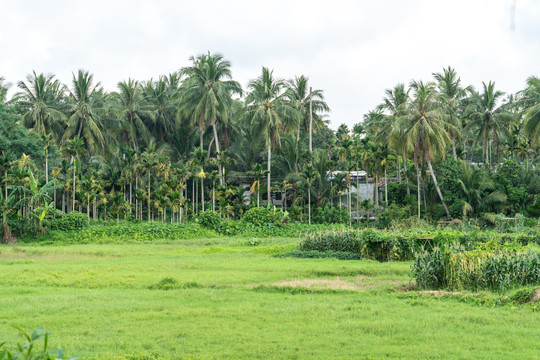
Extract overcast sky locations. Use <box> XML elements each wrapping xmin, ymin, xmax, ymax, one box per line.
<box><xmin>1</xmin><ymin>0</ymin><xmax>539</xmax><ymax>129</ymax></box>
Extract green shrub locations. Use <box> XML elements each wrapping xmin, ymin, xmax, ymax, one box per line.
<box><xmin>312</xmin><ymin>204</ymin><xmax>350</xmax><ymax>224</ymax></box>
<box><xmin>508</xmin><ymin>288</ymin><xmax>536</xmax><ymax>304</ymax></box>
<box><xmin>195</xmin><ymin>210</ymin><xmax>225</xmax><ymax>232</ymax></box>
<box><xmin>53</xmin><ymin>211</ymin><xmax>88</xmax><ymax>231</ymax></box>
<box><xmin>150</xmin><ymin>277</ymin><xmax>178</xmax><ymax>290</ymax></box>
<box><xmin>241</xmin><ymin>207</ymin><xmax>277</xmax><ymax>226</ymax></box>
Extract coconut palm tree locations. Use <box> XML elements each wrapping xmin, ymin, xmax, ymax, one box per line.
<box><xmin>286</xmin><ymin>75</ymin><xmax>329</xmax><ymax>150</ymax></box>
<box><xmin>114</xmin><ymin>79</ymin><xmax>153</xmax><ymax>150</ymax></box>
<box><xmin>397</xmin><ymin>80</ymin><xmax>452</xmax><ymax>218</ymax></box>
<box><xmin>16</xmin><ymin>71</ymin><xmax>66</xmax><ymax>142</ymax></box>
<box><xmin>142</xmin><ymin>76</ymin><xmax>179</xmax><ymax>143</ymax></box>
<box><xmin>521</xmin><ymin>76</ymin><xmax>540</xmax><ymax>147</ymax></box>
<box><xmin>246</xmin><ymin>67</ymin><xmax>301</xmax><ymax>205</ymax></box>
<box><xmin>63</xmin><ymin>70</ymin><xmax>107</xmax><ymax>153</ymax></box>
<box><xmin>190</xmin><ymin>147</ymin><xmax>208</xmax><ymax>212</ymax></box>
<box><xmin>300</xmin><ymin>163</ymin><xmax>319</xmax><ymax>225</ymax></box>
<box><xmin>433</xmin><ymin>67</ymin><xmax>470</xmax><ymax>160</ymax></box>
<box><xmin>180</xmin><ymin>52</ymin><xmax>242</xmax><ymax>184</ymax></box>
<box><xmin>63</xmin><ymin>137</ymin><xmax>85</xmax><ymax>212</ymax></box>
<box><xmin>465</xmin><ymin>81</ymin><xmax>512</xmax><ymax>166</ymax></box>
<box><xmin>248</xmin><ymin>163</ymin><xmax>267</xmax><ymax>208</ymax></box>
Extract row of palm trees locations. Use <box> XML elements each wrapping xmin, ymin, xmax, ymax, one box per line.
<box><xmin>1</xmin><ymin>57</ymin><xmax>539</xmax><ymax>233</ymax></box>
<box><xmin>357</xmin><ymin>67</ymin><xmax>539</xmax><ymax>218</ymax></box>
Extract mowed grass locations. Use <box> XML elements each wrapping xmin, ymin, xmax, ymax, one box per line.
<box><xmin>1</xmin><ymin>237</ymin><xmax>539</xmax><ymax>359</ymax></box>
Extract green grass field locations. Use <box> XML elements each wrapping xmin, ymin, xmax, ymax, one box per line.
<box><xmin>1</xmin><ymin>237</ymin><xmax>539</xmax><ymax>359</ymax></box>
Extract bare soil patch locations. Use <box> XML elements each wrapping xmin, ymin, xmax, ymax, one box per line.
<box><xmin>531</xmin><ymin>289</ymin><xmax>540</xmax><ymax>303</ymax></box>
<box><xmin>271</xmin><ymin>278</ymin><xmax>364</xmax><ymax>291</ymax></box>
<box><xmin>419</xmin><ymin>290</ymin><xmax>472</xmax><ymax>296</ymax></box>
<box><xmin>396</xmin><ymin>284</ymin><xmax>418</xmax><ymax>292</ymax></box>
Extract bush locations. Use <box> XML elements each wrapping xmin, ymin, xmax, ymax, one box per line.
<box><xmin>195</xmin><ymin>210</ymin><xmax>225</xmax><ymax>232</ymax></box>
<box><xmin>53</xmin><ymin>211</ymin><xmax>88</xmax><ymax>231</ymax></box>
<box><xmin>312</xmin><ymin>204</ymin><xmax>350</xmax><ymax>224</ymax></box>
<box><xmin>241</xmin><ymin>207</ymin><xmax>277</xmax><ymax>226</ymax></box>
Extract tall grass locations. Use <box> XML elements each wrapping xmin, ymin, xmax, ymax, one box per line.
<box><xmin>412</xmin><ymin>245</ymin><xmax>540</xmax><ymax>291</ymax></box>
<box><xmin>297</xmin><ymin>228</ymin><xmax>540</xmax><ymax>262</ymax></box>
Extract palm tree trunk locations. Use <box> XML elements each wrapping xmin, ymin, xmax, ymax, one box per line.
<box><xmin>366</xmin><ymin>173</ymin><xmax>369</xmax><ymax>203</ymax></box>
<box><xmin>309</xmin><ymin>87</ymin><xmax>313</xmax><ymax>152</ymax></box>
<box><xmin>308</xmin><ymin>187</ymin><xmax>311</xmax><ymax>225</ymax></box>
<box><xmin>416</xmin><ymin>166</ymin><xmax>421</xmax><ymax>219</ymax></box>
<box><xmin>45</xmin><ymin>154</ymin><xmax>49</xmax><ymax>183</ymax></box>
<box><xmin>135</xmin><ymin>177</ymin><xmax>139</xmax><ymax>219</ymax></box>
<box><xmin>212</xmin><ymin>122</ymin><xmax>224</xmax><ymax>185</ymax></box>
<box><xmin>427</xmin><ymin>158</ymin><xmax>450</xmax><ymax>218</ymax></box>
<box><xmin>199</xmin><ymin>110</ymin><xmax>205</xmax><ymax>148</ymax></box>
<box><xmin>384</xmin><ymin>168</ymin><xmax>388</xmax><ymax>204</ymax></box>
<box><xmin>192</xmin><ymin>179</ymin><xmax>195</xmax><ymax>213</ymax></box>
<box><xmin>348</xmin><ymin>182</ymin><xmax>352</xmax><ymax>226</ymax></box>
<box><xmin>72</xmin><ymin>162</ymin><xmax>76</xmax><ymax>212</ymax></box>
<box><xmin>374</xmin><ymin>175</ymin><xmax>379</xmax><ymax>206</ymax></box>
<box><xmin>201</xmin><ymin>177</ymin><xmax>204</xmax><ymax>212</ymax></box>
<box><xmin>403</xmin><ymin>154</ymin><xmax>410</xmax><ymax>196</ymax></box>
<box><xmin>356</xmin><ymin>173</ymin><xmax>360</xmax><ymax>223</ymax></box>
<box><xmin>147</xmin><ymin>173</ymin><xmax>151</xmax><ymax>221</ymax></box>
<box><xmin>267</xmin><ymin>146</ymin><xmax>272</xmax><ymax>205</ymax></box>
<box><xmin>397</xmin><ymin>157</ymin><xmax>401</xmax><ymax>182</ymax></box>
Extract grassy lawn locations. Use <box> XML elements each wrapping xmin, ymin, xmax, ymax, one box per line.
<box><xmin>1</xmin><ymin>237</ymin><xmax>538</xmax><ymax>359</ymax></box>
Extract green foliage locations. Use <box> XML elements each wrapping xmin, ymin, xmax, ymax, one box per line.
<box><xmin>508</xmin><ymin>288</ymin><xmax>536</xmax><ymax>304</ymax></box>
<box><xmin>312</xmin><ymin>204</ymin><xmax>350</xmax><ymax>224</ymax></box>
<box><xmin>194</xmin><ymin>210</ymin><xmax>225</xmax><ymax>232</ymax></box>
<box><xmin>412</xmin><ymin>244</ymin><xmax>540</xmax><ymax>291</ymax></box>
<box><xmin>298</xmin><ymin>228</ymin><xmax>540</xmax><ymax>262</ymax></box>
<box><xmin>149</xmin><ymin>277</ymin><xmax>203</xmax><ymax>290</ymax></box>
<box><xmin>53</xmin><ymin>211</ymin><xmax>89</xmax><ymax>231</ymax></box>
<box><xmin>241</xmin><ymin>207</ymin><xmax>278</xmax><ymax>226</ymax></box>
<box><xmin>0</xmin><ymin>103</ymin><xmax>45</xmax><ymax>162</ymax></box>
<box><xmin>253</xmin><ymin>285</ymin><xmax>356</xmax><ymax>295</ymax></box>
<box><xmin>0</xmin><ymin>326</ymin><xmax>76</xmax><ymax>360</ymax></box>
<box><xmin>287</xmin><ymin>249</ymin><xmax>362</xmax><ymax>260</ymax></box>
<box><xmin>22</xmin><ymin>220</ymin><xmax>346</xmax><ymax>244</ymax></box>
<box><xmin>386</xmin><ymin>181</ymin><xmax>409</xmax><ymax>205</ymax></box>
<box><xmin>23</xmin><ymin>222</ymin><xmax>217</xmax><ymax>244</ymax></box>
<box><xmin>378</xmin><ymin>203</ymin><xmax>412</xmax><ymax>228</ymax></box>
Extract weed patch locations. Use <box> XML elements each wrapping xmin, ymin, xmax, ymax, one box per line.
<box><xmin>252</xmin><ymin>284</ymin><xmax>357</xmax><ymax>295</ymax></box>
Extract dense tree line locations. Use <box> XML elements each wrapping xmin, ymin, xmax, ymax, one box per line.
<box><xmin>0</xmin><ymin>55</ymin><xmax>539</xmax><ymax>241</ymax></box>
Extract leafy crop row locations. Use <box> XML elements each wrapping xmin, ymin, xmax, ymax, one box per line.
<box><xmin>297</xmin><ymin>228</ymin><xmax>540</xmax><ymax>261</ymax></box>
